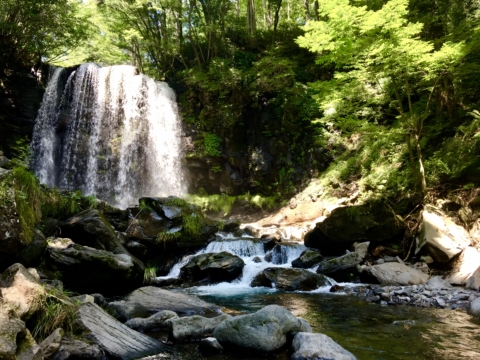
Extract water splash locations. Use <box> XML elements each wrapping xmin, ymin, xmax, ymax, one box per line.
<box><xmin>31</xmin><ymin>64</ymin><xmax>186</xmax><ymax>208</ymax></box>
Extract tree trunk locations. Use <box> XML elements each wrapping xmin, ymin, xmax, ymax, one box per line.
<box><xmin>314</xmin><ymin>0</ymin><xmax>319</xmax><ymax>20</ymax></box>
<box><xmin>304</xmin><ymin>0</ymin><xmax>310</xmax><ymax>23</ymax></box>
<box><xmin>247</xmin><ymin>0</ymin><xmax>256</xmax><ymax>35</ymax></box>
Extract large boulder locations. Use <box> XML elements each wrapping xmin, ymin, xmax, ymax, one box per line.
<box><xmin>39</xmin><ymin>328</ymin><xmax>63</xmax><ymax>359</ymax></box>
<box><xmin>291</xmin><ymin>332</ymin><xmax>357</xmax><ymax>360</ymax></box>
<box><xmin>213</xmin><ymin>305</ymin><xmax>308</xmax><ymax>353</ymax></box>
<box><xmin>125</xmin><ymin>310</ymin><xmax>179</xmax><ymax>333</ymax></box>
<box><xmin>168</xmin><ymin>314</ymin><xmax>231</xmax><ymax>341</ymax></box>
<box><xmin>124</xmin><ymin>286</ymin><xmax>221</xmax><ymax>315</ymax></box>
<box><xmin>46</xmin><ymin>238</ymin><xmax>144</xmax><ymax>294</ymax></box>
<box><xmin>15</xmin><ymin>328</ymin><xmax>42</xmax><ymax>360</ymax></box>
<box><xmin>16</xmin><ymin>229</ymin><xmax>47</xmax><ymax>267</ymax></box>
<box><xmin>74</xmin><ymin>302</ymin><xmax>168</xmax><ymax>359</ymax></box>
<box><xmin>466</xmin><ymin>265</ymin><xmax>480</xmax><ymax>291</ymax></box>
<box><xmin>304</xmin><ymin>201</ymin><xmax>405</xmax><ymax>256</ymax></box>
<box><xmin>180</xmin><ymin>252</ymin><xmax>245</xmax><ymax>284</ymax></box>
<box><xmin>291</xmin><ymin>249</ymin><xmax>323</xmax><ymax>269</ymax></box>
<box><xmin>416</xmin><ymin>210</ymin><xmax>471</xmax><ymax>263</ymax></box>
<box><xmin>316</xmin><ymin>252</ymin><xmax>363</xmax><ymax>282</ymax></box>
<box><xmin>0</xmin><ymin>300</ymin><xmax>28</xmax><ymax>359</ymax></box>
<box><xmin>106</xmin><ymin>301</ymin><xmax>150</xmax><ymax>322</ymax></box>
<box><xmin>446</xmin><ymin>247</ymin><xmax>480</xmax><ymax>285</ymax></box>
<box><xmin>0</xmin><ymin>263</ymin><xmax>45</xmax><ymax>320</ymax></box>
<box><xmin>251</xmin><ymin>268</ymin><xmax>332</xmax><ymax>291</ymax></box>
<box><xmin>365</xmin><ymin>263</ymin><xmax>429</xmax><ymax>285</ymax></box>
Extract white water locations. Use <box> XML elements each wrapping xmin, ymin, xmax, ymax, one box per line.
<box><xmin>31</xmin><ymin>63</ymin><xmax>186</xmax><ymax>209</ymax></box>
<box><xmin>158</xmin><ymin>237</ymin><xmax>338</xmax><ymax>295</ymax></box>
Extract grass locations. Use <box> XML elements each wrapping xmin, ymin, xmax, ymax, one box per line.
<box><xmin>143</xmin><ymin>266</ymin><xmax>157</xmax><ymax>284</ymax></box>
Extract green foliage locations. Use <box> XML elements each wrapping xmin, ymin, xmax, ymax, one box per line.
<box><xmin>203</xmin><ymin>133</ymin><xmax>223</xmax><ymax>157</ymax></box>
<box><xmin>42</xmin><ymin>188</ymin><xmax>97</xmax><ymax>220</ymax></box>
<box><xmin>143</xmin><ymin>266</ymin><xmax>157</xmax><ymax>284</ymax></box>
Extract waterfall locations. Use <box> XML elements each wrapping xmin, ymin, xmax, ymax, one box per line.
<box><xmin>204</xmin><ymin>239</ymin><xmax>266</xmax><ymax>257</ymax></box>
<box><xmin>31</xmin><ymin>63</ymin><xmax>186</xmax><ymax>209</ymax></box>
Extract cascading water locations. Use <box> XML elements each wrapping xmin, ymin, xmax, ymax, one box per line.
<box><xmin>31</xmin><ymin>63</ymin><xmax>186</xmax><ymax>209</ymax></box>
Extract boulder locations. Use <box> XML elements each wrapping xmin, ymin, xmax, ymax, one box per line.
<box><xmin>304</xmin><ymin>201</ymin><xmax>404</xmax><ymax>256</ymax></box>
<box><xmin>106</xmin><ymin>301</ymin><xmax>150</xmax><ymax>322</ymax></box>
<box><xmin>74</xmin><ymin>302</ymin><xmax>168</xmax><ymax>359</ymax></box>
<box><xmin>353</xmin><ymin>241</ymin><xmax>370</xmax><ymax>259</ymax></box>
<box><xmin>222</xmin><ymin>219</ymin><xmax>241</xmax><ymax>232</ymax></box>
<box><xmin>125</xmin><ymin>310</ymin><xmax>179</xmax><ymax>332</ymax></box>
<box><xmin>426</xmin><ymin>276</ymin><xmax>452</xmax><ymax>290</ymax></box>
<box><xmin>316</xmin><ymin>252</ymin><xmax>363</xmax><ymax>276</ymax></box>
<box><xmin>291</xmin><ymin>332</ymin><xmax>357</xmax><ymax>360</ymax></box>
<box><xmin>0</xmin><ymin>300</ymin><xmax>28</xmax><ymax>359</ymax></box>
<box><xmin>468</xmin><ymin>297</ymin><xmax>480</xmax><ymax>317</ymax></box>
<box><xmin>261</xmin><ymin>234</ymin><xmax>281</xmax><ymax>252</ymax></box>
<box><xmin>52</xmin><ymin>338</ymin><xmax>105</xmax><ymax>359</ymax></box>
<box><xmin>251</xmin><ymin>268</ymin><xmax>333</xmax><ymax>291</ymax></box>
<box><xmin>366</xmin><ymin>263</ymin><xmax>429</xmax><ymax>285</ymax></box>
<box><xmin>416</xmin><ymin>210</ymin><xmax>471</xmax><ymax>263</ymax></box>
<box><xmin>180</xmin><ymin>252</ymin><xmax>245</xmax><ymax>284</ymax></box>
<box><xmin>0</xmin><ymin>263</ymin><xmax>45</xmax><ymax>320</ymax></box>
<box><xmin>243</xmin><ymin>225</ymin><xmax>260</xmax><ymax>238</ymax></box>
<box><xmin>16</xmin><ymin>328</ymin><xmax>42</xmax><ymax>360</ymax></box>
<box><xmin>467</xmin><ymin>265</ymin><xmax>480</xmax><ymax>291</ymax></box>
<box><xmin>292</xmin><ymin>249</ymin><xmax>323</xmax><ymax>269</ymax></box>
<box><xmin>199</xmin><ymin>337</ymin><xmax>224</xmax><ymax>354</ymax></box>
<box><xmin>168</xmin><ymin>314</ymin><xmax>231</xmax><ymax>341</ymax></box>
<box><xmin>17</xmin><ymin>229</ymin><xmax>47</xmax><ymax>267</ymax></box>
<box><xmin>39</xmin><ymin>328</ymin><xmax>63</xmax><ymax>359</ymax></box>
<box><xmin>90</xmin><ymin>293</ymin><xmax>107</xmax><ymax>307</ymax></box>
<box><xmin>71</xmin><ymin>294</ymin><xmax>94</xmax><ymax>304</ymax></box>
<box><xmin>124</xmin><ymin>286</ymin><xmax>221</xmax><ymax>315</ymax></box>
<box><xmin>446</xmin><ymin>247</ymin><xmax>480</xmax><ymax>285</ymax></box>
<box><xmin>213</xmin><ymin>305</ymin><xmax>307</xmax><ymax>353</ymax></box>
<box><xmin>46</xmin><ymin>238</ymin><xmax>144</xmax><ymax>294</ymax></box>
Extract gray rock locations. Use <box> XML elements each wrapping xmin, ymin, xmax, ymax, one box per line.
<box><xmin>168</xmin><ymin>314</ymin><xmax>231</xmax><ymax>341</ymax></box>
<box><xmin>180</xmin><ymin>252</ymin><xmax>245</xmax><ymax>284</ymax></box>
<box><xmin>243</xmin><ymin>225</ymin><xmax>260</xmax><ymax>237</ymax></box>
<box><xmin>0</xmin><ymin>167</ymin><xmax>11</xmax><ymax>180</ymax></box>
<box><xmin>71</xmin><ymin>295</ymin><xmax>94</xmax><ymax>304</ymax></box>
<box><xmin>90</xmin><ymin>293</ymin><xmax>107</xmax><ymax>307</ymax></box>
<box><xmin>39</xmin><ymin>328</ymin><xmax>63</xmax><ymax>359</ymax></box>
<box><xmin>107</xmin><ymin>301</ymin><xmax>150</xmax><ymax>322</ymax></box>
<box><xmin>251</xmin><ymin>267</ymin><xmax>333</xmax><ymax>291</ymax></box>
<box><xmin>199</xmin><ymin>337</ymin><xmax>224</xmax><ymax>353</ymax></box>
<box><xmin>16</xmin><ymin>328</ymin><xmax>42</xmax><ymax>360</ymax></box>
<box><xmin>125</xmin><ymin>310</ymin><xmax>178</xmax><ymax>332</ymax></box>
<box><xmin>75</xmin><ymin>302</ymin><xmax>168</xmax><ymax>359</ymax></box>
<box><xmin>468</xmin><ymin>297</ymin><xmax>480</xmax><ymax>317</ymax></box>
<box><xmin>17</xmin><ymin>229</ymin><xmax>47</xmax><ymax>267</ymax></box>
<box><xmin>213</xmin><ymin>305</ymin><xmax>306</xmax><ymax>353</ymax></box>
<box><xmin>0</xmin><ymin>156</ymin><xmax>10</xmax><ymax>167</ymax></box>
<box><xmin>467</xmin><ymin>265</ymin><xmax>480</xmax><ymax>291</ymax></box>
<box><xmin>291</xmin><ymin>332</ymin><xmax>357</xmax><ymax>360</ymax></box>
<box><xmin>52</xmin><ymin>338</ymin><xmax>105</xmax><ymax>360</ymax></box>
<box><xmin>366</xmin><ymin>263</ymin><xmax>429</xmax><ymax>286</ymax></box>
<box><xmin>253</xmin><ymin>256</ymin><xmax>262</xmax><ymax>263</ymax></box>
<box><xmin>446</xmin><ymin>247</ymin><xmax>480</xmax><ymax>285</ymax></box>
<box><xmin>316</xmin><ymin>252</ymin><xmax>362</xmax><ymax>275</ymax></box>
<box><xmin>125</xmin><ymin>286</ymin><xmax>220</xmax><ymax>315</ymax></box>
<box><xmin>426</xmin><ymin>276</ymin><xmax>452</xmax><ymax>290</ymax></box>
<box><xmin>0</xmin><ymin>301</ymin><xmax>27</xmax><ymax>360</ymax></box>
<box><xmin>353</xmin><ymin>241</ymin><xmax>370</xmax><ymax>259</ymax></box>
<box><xmin>292</xmin><ymin>249</ymin><xmax>323</xmax><ymax>269</ymax></box>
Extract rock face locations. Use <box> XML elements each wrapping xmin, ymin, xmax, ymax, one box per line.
<box><xmin>125</xmin><ymin>287</ymin><xmax>220</xmax><ymax>315</ymax></box>
<box><xmin>168</xmin><ymin>314</ymin><xmax>231</xmax><ymax>341</ymax></box>
<box><xmin>305</xmin><ymin>201</ymin><xmax>404</xmax><ymax>256</ymax></box>
<box><xmin>366</xmin><ymin>263</ymin><xmax>429</xmax><ymax>285</ymax></box>
<box><xmin>291</xmin><ymin>332</ymin><xmax>357</xmax><ymax>360</ymax></box>
<box><xmin>416</xmin><ymin>210</ymin><xmax>471</xmax><ymax>263</ymax></box>
<box><xmin>316</xmin><ymin>252</ymin><xmax>363</xmax><ymax>277</ymax></box>
<box><xmin>106</xmin><ymin>301</ymin><xmax>151</xmax><ymax>322</ymax></box>
<box><xmin>0</xmin><ymin>300</ymin><xmax>28</xmax><ymax>360</ymax></box>
<box><xmin>75</xmin><ymin>302</ymin><xmax>168</xmax><ymax>360</ymax></box>
<box><xmin>180</xmin><ymin>252</ymin><xmax>245</xmax><ymax>284</ymax></box>
<box><xmin>125</xmin><ymin>310</ymin><xmax>179</xmax><ymax>332</ymax></box>
<box><xmin>39</xmin><ymin>328</ymin><xmax>63</xmax><ymax>359</ymax></box>
<box><xmin>213</xmin><ymin>305</ymin><xmax>309</xmax><ymax>353</ymax></box>
<box><xmin>446</xmin><ymin>247</ymin><xmax>480</xmax><ymax>285</ymax></box>
<box><xmin>251</xmin><ymin>268</ymin><xmax>332</xmax><ymax>291</ymax></box>
<box><xmin>46</xmin><ymin>238</ymin><xmax>144</xmax><ymax>294</ymax></box>
<box><xmin>0</xmin><ymin>263</ymin><xmax>45</xmax><ymax>320</ymax></box>
<box><xmin>291</xmin><ymin>249</ymin><xmax>323</xmax><ymax>269</ymax></box>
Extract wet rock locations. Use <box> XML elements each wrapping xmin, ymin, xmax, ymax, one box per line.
<box><xmin>199</xmin><ymin>337</ymin><xmax>224</xmax><ymax>354</ymax></box>
<box><xmin>0</xmin><ymin>263</ymin><xmax>45</xmax><ymax>320</ymax></box>
<box><xmin>180</xmin><ymin>252</ymin><xmax>245</xmax><ymax>284</ymax></box>
<box><xmin>52</xmin><ymin>338</ymin><xmax>105</xmax><ymax>359</ymax></box>
<box><xmin>416</xmin><ymin>210</ymin><xmax>471</xmax><ymax>263</ymax></box>
<box><xmin>168</xmin><ymin>314</ymin><xmax>231</xmax><ymax>341</ymax></box>
<box><xmin>261</xmin><ymin>234</ymin><xmax>281</xmax><ymax>252</ymax></box>
<box><xmin>292</xmin><ymin>249</ymin><xmax>323</xmax><ymax>269</ymax></box>
<box><xmin>265</xmin><ymin>242</ymin><xmax>304</xmax><ymax>265</ymax></box>
<box><xmin>330</xmin><ymin>285</ymin><xmax>345</xmax><ymax>293</ymax></box>
<box><xmin>243</xmin><ymin>225</ymin><xmax>260</xmax><ymax>238</ymax></box>
<box><xmin>46</xmin><ymin>239</ymin><xmax>144</xmax><ymax>294</ymax></box>
<box><xmin>125</xmin><ymin>310</ymin><xmax>179</xmax><ymax>332</ymax></box>
<box><xmin>107</xmin><ymin>301</ymin><xmax>150</xmax><ymax>322</ymax></box>
<box><xmin>446</xmin><ymin>247</ymin><xmax>480</xmax><ymax>285</ymax></box>
<box><xmin>75</xmin><ymin>302</ymin><xmax>168</xmax><ymax>359</ymax></box>
<box><xmin>222</xmin><ymin>219</ymin><xmax>241</xmax><ymax>232</ymax></box>
<box><xmin>251</xmin><ymin>268</ymin><xmax>332</xmax><ymax>291</ymax></box>
<box><xmin>125</xmin><ymin>286</ymin><xmax>220</xmax><ymax>315</ymax></box>
<box><xmin>305</xmin><ymin>201</ymin><xmax>404</xmax><ymax>256</ymax></box>
<box><xmin>366</xmin><ymin>263</ymin><xmax>429</xmax><ymax>285</ymax></box>
<box><xmin>17</xmin><ymin>229</ymin><xmax>47</xmax><ymax>267</ymax></box>
<box><xmin>39</xmin><ymin>328</ymin><xmax>63</xmax><ymax>359</ymax></box>
<box><xmin>213</xmin><ymin>305</ymin><xmax>307</xmax><ymax>353</ymax></box>
<box><xmin>291</xmin><ymin>332</ymin><xmax>357</xmax><ymax>360</ymax></box>
<box><xmin>316</xmin><ymin>252</ymin><xmax>362</xmax><ymax>278</ymax></box>
<box><xmin>252</xmin><ymin>256</ymin><xmax>262</xmax><ymax>263</ymax></box>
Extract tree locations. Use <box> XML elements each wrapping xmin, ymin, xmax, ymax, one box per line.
<box><xmin>297</xmin><ymin>0</ymin><xmax>464</xmax><ymax>197</ymax></box>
